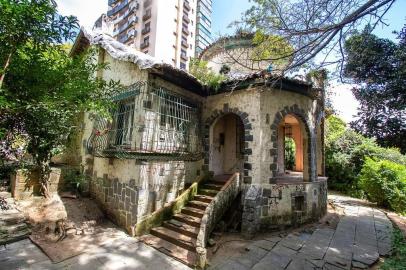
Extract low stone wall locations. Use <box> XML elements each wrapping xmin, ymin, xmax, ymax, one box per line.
<box><xmin>89</xmin><ymin>159</ymin><xmax>204</xmax><ymax>235</ymax></box>
<box><xmin>196</xmin><ymin>173</ymin><xmax>241</xmax><ymax>268</ymax></box>
<box><xmin>10</xmin><ymin>168</ymin><xmax>67</xmax><ymax>200</ymax></box>
<box><xmin>242</xmin><ymin>179</ymin><xmax>328</xmax><ymax>237</ymax></box>
<box><xmin>89</xmin><ymin>175</ymin><xmax>139</xmax><ymax>234</ymax></box>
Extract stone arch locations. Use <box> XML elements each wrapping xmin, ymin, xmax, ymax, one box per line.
<box><xmin>270</xmin><ymin>105</ymin><xmax>317</xmax><ymax>182</ymax></box>
<box><xmin>202</xmin><ymin>103</ymin><xmax>254</xmax><ymax>184</ymax></box>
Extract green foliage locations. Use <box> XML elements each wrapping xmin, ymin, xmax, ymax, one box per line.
<box><xmin>344</xmin><ymin>25</ymin><xmax>406</xmax><ymax>153</ymax></box>
<box><xmin>359</xmin><ymin>158</ymin><xmax>406</xmax><ymax>213</ymax></box>
<box><xmin>284</xmin><ymin>137</ymin><xmax>295</xmax><ymax>170</ymax></box>
<box><xmin>0</xmin><ymin>0</ymin><xmax>118</xmax><ymax>195</ymax></box>
<box><xmin>189</xmin><ymin>58</ymin><xmax>225</xmax><ymax>91</ymax></box>
<box><xmin>325</xmin><ymin>115</ymin><xmax>406</xmax><ymax>198</ymax></box>
<box><xmin>381</xmin><ymin>228</ymin><xmax>406</xmax><ymax>270</ymax></box>
<box><xmin>63</xmin><ymin>169</ymin><xmax>87</xmax><ymax>193</ymax></box>
<box><xmin>251</xmin><ymin>30</ymin><xmax>293</xmax><ymax>68</ymax></box>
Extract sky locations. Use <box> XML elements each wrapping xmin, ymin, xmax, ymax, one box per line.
<box><xmin>56</xmin><ymin>0</ymin><xmax>406</xmax><ymax>123</ymax></box>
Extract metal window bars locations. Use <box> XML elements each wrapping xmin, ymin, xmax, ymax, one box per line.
<box><xmin>87</xmin><ymin>82</ymin><xmax>202</xmax><ymax>160</ymax></box>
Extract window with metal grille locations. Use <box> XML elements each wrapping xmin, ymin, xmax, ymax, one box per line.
<box><xmin>88</xmin><ymin>83</ymin><xmax>201</xmax><ymax>159</ymax></box>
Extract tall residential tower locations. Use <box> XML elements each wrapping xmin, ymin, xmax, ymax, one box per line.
<box><xmin>107</xmin><ymin>0</ymin><xmax>201</xmax><ymax>69</ymax></box>
<box><xmin>195</xmin><ymin>0</ymin><xmax>213</xmax><ymax>56</ymax></box>
<box><xmin>106</xmin><ymin>0</ymin><xmax>212</xmax><ymax>69</ymax></box>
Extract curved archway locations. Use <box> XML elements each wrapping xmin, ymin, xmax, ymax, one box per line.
<box><xmin>270</xmin><ymin>106</ymin><xmax>316</xmax><ymax>182</ymax></box>
<box><xmin>203</xmin><ymin>105</ymin><xmax>254</xmax><ymax>184</ymax></box>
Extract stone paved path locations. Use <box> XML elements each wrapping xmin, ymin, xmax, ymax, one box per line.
<box><xmin>210</xmin><ymin>194</ymin><xmax>393</xmax><ymax>270</ymax></box>
<box><xmin>0</xmin><ymin>232</ymin><xmax>191</xmax><ymax>270</ymax></box>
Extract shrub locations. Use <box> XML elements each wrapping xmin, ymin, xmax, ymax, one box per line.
<box><xmin>359</xmin><ymin>158</ymin><xmax>406</xmax><ymax>214</ymax></box>
<box><xmin>325</xmin><ymin>115</ymin><xmax>406</xmax><ymax>197</ymax></box>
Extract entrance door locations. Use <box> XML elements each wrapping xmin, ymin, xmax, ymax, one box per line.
<box><xmin>209</xmin><ymin>114</ymin><xmax>244</xmax><ymax>175</ymax></box>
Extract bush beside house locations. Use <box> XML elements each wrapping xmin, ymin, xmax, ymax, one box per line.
<box><xmin>326</xmin><ymin>115</ymin><xmax>406</xmax><ymax>214</ymax></box>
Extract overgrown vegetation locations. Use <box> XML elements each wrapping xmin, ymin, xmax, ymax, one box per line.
<box><xmin>0</xmin><ymin>0</ymin><xmax>117</xmax><ymax>197</ymax></box>
<box><xmin>359</xmin><ymin>158</ymin><xmax>406</xmax><ymax>214</ymax></box>
<box><xmin>325</xmin><ymin>115</ymin><xmax>406</xmax><ymax>213</ymax></box>
<box><xmin>189</xmin><ymin>58</ymin><xmax>225</xmax><ymax>91</ymax></box>
<box><xmin>381</xmin><ymin>228</ymin><xmax>406</xmax><ymax>270</ymax></box>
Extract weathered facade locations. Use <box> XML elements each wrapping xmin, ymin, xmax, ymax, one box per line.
<box><xmin>68</xmin><ymin>29</ymin><xmax>327</xmax><ymax>265</ymax></box>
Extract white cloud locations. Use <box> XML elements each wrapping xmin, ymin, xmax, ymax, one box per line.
<box><xmin>329</xmin><ymin>83</ymin><xmax>360</xmax><ymax>124</ymax></box>
<box><xmin>56</xmin><ymin>0</ymin><xmax>106</xmax><ymax>28</ymax></box>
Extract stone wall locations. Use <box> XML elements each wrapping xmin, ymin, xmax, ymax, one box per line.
<box><xmin>242</xmin><ymin>179</ymin><xmax>328</xmax><ymax>237</ymax></box>
<box><xmin>89</xmin><ymin>157</ymin><xmax>203</xmax><ymax>234</ymax></box>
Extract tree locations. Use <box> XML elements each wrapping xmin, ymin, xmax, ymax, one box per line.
<box><xmin>189</xmin><ymin>58</ymin><xmax>225</xmax><ymax>91</ymax></box>
<box><xmin>232</xmin><ymin>0</ymin><xmax>396</xmax><ymax>74</ymax></box>
<box><xmin>344</xmin><ymin>25</ymin><xmax>406</xmax><ymax>153</ymax></box>
<box><xmin>0</xmin><ymin>0</ymin><xmax>117</xmax><ymax>197</ymax></box>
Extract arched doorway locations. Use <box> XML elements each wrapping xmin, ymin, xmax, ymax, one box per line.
<box><xmin>277</xmin><ymin>114</ymin><xmax>310</xmax><ymax>181</ymax></box>
<box><xmin>209</xmin><ymin>113</ymin><xmax>245</xmax><ymax>176</ymax></box>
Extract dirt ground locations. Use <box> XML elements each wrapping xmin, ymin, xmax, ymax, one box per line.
<box><xmin>14</xmin><ymin>193</ymin><xmax>124</xmax><ymax>263</ymax></box>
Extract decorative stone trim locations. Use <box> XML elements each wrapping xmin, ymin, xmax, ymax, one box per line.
<box><xmin>269</xmin><ymin>105</ymin><xmax>317</xmax><ymax>182</ymax></box>
<box><xmin>202</xmin><ymin>104</ymin><xmax>254</xmax><ymax>178</ymax></box>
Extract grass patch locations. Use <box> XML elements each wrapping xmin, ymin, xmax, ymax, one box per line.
<box><xmin>381</xmin><ymin>228</ymin><xmax>406</xmax><ymax>270</ymax></box>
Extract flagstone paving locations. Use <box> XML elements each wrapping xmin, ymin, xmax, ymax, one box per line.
<box><xmin>210</xmin><ymin>194</ymin><xmax>393</xmax><ymax>270</ymax></box>
<box><xmin>0</xmin><ymin>194</ymin><xmax>394</xmax><ymax>269</ymax></box>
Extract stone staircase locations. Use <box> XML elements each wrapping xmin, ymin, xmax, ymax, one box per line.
<box><xmin>141</xmin><ymin>175</ymin><xmax>231</xmax><ymax>267</ymax></box>
<box><xmin>0</xmin><ymin>192</ymin><xmax>31</xmax><ymax>245</ymax></box>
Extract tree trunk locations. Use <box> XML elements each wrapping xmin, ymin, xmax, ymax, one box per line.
<box><xmin>38</xmin><ymin>159</ymin><xmax>51</xmax><ymax>198</ymax></box>
<box><xmin>0</xmin><ymin>51</ymin><xmax>13</xmax><ymax>89</ymax></box>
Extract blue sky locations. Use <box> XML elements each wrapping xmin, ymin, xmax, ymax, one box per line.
<box><xmin>212</xmin><ymin>0</ymin><xmax>406</xmax><ymax>40</ymax></box>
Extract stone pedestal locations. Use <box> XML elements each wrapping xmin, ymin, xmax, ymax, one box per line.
<box><xmin>10</xmin><ymin>168</ymin><xmax>64</xmax><ymax>200</ymax></box>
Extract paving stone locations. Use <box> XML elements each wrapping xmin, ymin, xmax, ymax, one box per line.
<box><xmin>235</xmin><ymin>253</ymin><xmax>261</xmax><ymax>268</ymax></box>
<box><xmin>250</xmin><ymin>239</ymin><xmax>277</xmax><ymax>251</ymax></box>
<box><xmin>253</xmin><ymin>251</ymin><xmax>292</xmax><ymax>270</ymax></box>
<box><xmin>280</xmin><ymin>235</ymin><xmax>305</xmax><ymax>251</ymax></box>
<box><xmin>352</xmin><ymin>260</ymin><xmax>368</xmax><ymax>269</ymax></box>
<box><xmin>323</xmin><ymin>262</ymin><xmax>347</xmax><ymax>270</ymax></box>
<box><xmin>352</xmin><ymin>244</ymin><xmax>379</xmax><ymax>266</ymax></box>
<box><xmin>212</xmin><ymin>260</ymin><xmax>250</xmax><ymax>270</ymax></box>
<box><xmin>286</xmin><ymin>257</ymin><xmax>318</xmax><ymax>270</ymax></box>
<box><xmin>265</xmin><ymin>236</ymin><xmax>282</xmax><ymax>243</ymax></box>
<box><xmin>244</xmin><ymin>245</ymin><xmax>268</xmax><ymax>261</ymax></box>
<box><xmin>377</xmin><ymin>242</ymin><xmax>392</xmax><ymax>256</ymax></box>
<box><xmin>324</xmin><ymin>252</ymin><xmax>351</xmax><ymax>270</ymax></box>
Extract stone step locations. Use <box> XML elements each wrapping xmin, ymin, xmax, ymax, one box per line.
<box><xmin>141</xmin><ymin>234</ymin><xmax>197</xmax><ymax>267</ymax></box>
<box><xmin>193</xmin><ymin>195</ymin><xmax>214</xmax><ymax>204</ymax></box>
<box><xmin>173</xmin><ymin>213</ymin><xmax>201</xmax><ymax>228</ymax></box>
<box><xmin>150</xmin><ymin>227</ymin><xmax>197</xmax><ymax>252</ymax></box>
<box><xmin>0</xmin><ymin>227</ymin><xmax>30</xmax><ymax>245</ymax></box>
<box><xmin>213</xmin><ymin>174</ymin><xmax>233</xmax><ymax>182</ymax></box>
<box><xmin>187</xmin><ymin>200</ymin><xmax>209</xmax><ymax>211</ymax></box>
<box><xmin>2</xmin><ymin>223</ymin><xmax>29</xmax><ymax>234</ymax></box>
<box><xmin>181</xmin><ymin>207</ymin><xmax>205</xmax><ymax>218</ymax></box>
<box><xmin>199</xmin><ymin>189</ymin><xmax>218</xmax><ymax>197</ymax></box>
<box><xmin>163</xmin><ymin>220</ymin><xmax>200</xmax><ymax>238</ymax></box>
<box><xmin>0</xmin><ymin>213</ymin><xmax>26</xmax><ymax>226</ymax></box>
<box><xmin>201</xmin><ymin>183</ymin><xmax>223</xmax><ymax>191</ymax></box>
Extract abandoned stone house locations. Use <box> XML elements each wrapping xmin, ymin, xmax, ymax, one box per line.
<box><xmin>67</xmin><ymin>28</ymin><xmax>327</xmax><ymax>267</ymax></box>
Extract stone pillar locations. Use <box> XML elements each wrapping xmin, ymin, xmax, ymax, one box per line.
<box><xmin>241</xmin><ymin>185</ymin><xmax>262</xmax><ymax>238</ymax></box>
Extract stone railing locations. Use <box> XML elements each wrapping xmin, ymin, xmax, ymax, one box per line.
<box><xmin>195</xmin><ymin>173</ymin><xmax>241</xmax><ymax>268</ymax></box>
<box><xmin>134</xmin><ymin>174</ymin><xmax>208</xmax><ymax>236</ymax></box>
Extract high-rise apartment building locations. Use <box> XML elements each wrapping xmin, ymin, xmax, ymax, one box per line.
<box><xmin>195</xmin><ymin>0</ymin><xmax>213</xmax><ymax>56</ymax></box>
<box><xmin>107</xmin><ymin>0</ymin><xmax>200</xmax><ymax>70</ymax></box>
